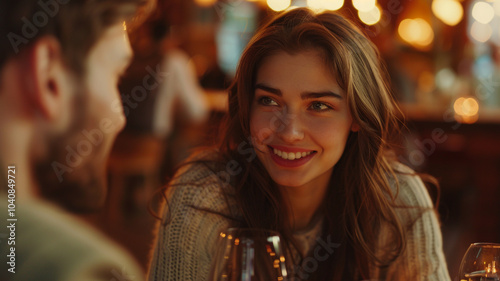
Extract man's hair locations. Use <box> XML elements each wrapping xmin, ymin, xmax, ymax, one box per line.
<box><xmin>0</xmin><ymin>0</ymin><xmax>147</xmax><ymax>74</ymax></box>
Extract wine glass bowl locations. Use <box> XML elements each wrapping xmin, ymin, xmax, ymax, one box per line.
<box><xmin>209</xmin><ymin>228</ymin><xmax>288</xmax><ymax>281</ymax></box>
<box><xmin>458</xmin><ymin>243</ymin><xmax>500</xmax><ymax>281</ymax></box>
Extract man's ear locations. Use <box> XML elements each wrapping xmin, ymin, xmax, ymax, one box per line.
<box><xmin>23</xmin><ymin>36</ymin><xmax>67</xmax><ymax>121</ymax></box>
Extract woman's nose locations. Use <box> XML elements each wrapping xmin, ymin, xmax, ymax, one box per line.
<box><xmin>274</xmin><ymin>111</ymin><xmax>305</xmax><ymax>143</ymax></box>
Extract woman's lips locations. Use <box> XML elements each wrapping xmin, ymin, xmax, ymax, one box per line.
<box><xmin>267</xmin><ymin>145</ymin><xmax>316</xmax><ymax>168</ymax></box>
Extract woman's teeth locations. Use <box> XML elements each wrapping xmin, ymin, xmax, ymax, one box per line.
<box><xmin>273</xmin><ymin>148</ymin><xmax>312</xmax><ymax>160</ymax></box>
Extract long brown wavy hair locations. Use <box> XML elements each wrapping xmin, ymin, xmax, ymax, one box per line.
<box><xmin>163</xmin><ymin>7</ymin><xmax>435</xmax><ymax>281</ymax></box>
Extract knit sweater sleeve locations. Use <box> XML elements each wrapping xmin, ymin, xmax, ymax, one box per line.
<box><xmin>147</xmin><ymin>162</ymin><xmax>234</xmax><ymax>281</ymax></box>
<box><xmin>373</xmin><ymin>164</ymin><xmax>451</xmax><ymax>281</ymax></box>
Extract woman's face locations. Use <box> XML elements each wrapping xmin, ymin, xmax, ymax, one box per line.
<box><xmin>250</xmin><ymin>49</ymin><xmax>357</xmax><ymax>190</ymax></box>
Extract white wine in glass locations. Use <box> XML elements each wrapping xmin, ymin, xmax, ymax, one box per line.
<box><xmin>457</xmin><ymin>243</ymin><xmax>500</xmax><ymax>281</ymax></box>
<box><xmin>209</xmin><ymin>228</ymin><xmax>289</xmax><ymax>281</ymax></box>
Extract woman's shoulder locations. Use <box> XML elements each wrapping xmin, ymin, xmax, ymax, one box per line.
<box><xmin>387</xmin><ymin>162</ymin><xmax>434</xmax><ymax>209</ymax></box>
<box><xmin>172</xmin><ymin>150</ymin><xmax>221</xmax><ymax>185</ymax></box>
<box><xmin>166</xmin><ymin>149</ymin><xmax>237</xmax><ymax>215</ymax></box>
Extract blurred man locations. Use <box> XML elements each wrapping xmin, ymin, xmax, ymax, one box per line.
<box><xmin>0</xmin><ymin>0</ymin><xmax>150</xmax><ymax>280</ymax></box>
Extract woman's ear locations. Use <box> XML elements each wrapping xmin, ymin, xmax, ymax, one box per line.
<box><xmin>23</xmin><ymin>36</ymin><xmax>67</xmax><ymax>121</ymax></box>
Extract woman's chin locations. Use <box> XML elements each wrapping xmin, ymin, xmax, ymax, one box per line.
<box><xmin>270</xmin><ymin>176</ymin><xmax>306</xmax><ymax>189</ymax></box>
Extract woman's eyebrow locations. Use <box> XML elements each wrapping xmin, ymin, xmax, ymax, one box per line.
<box><xmin>255</xmin><ymin>83</ymin><xmax>281</xmax><ymax>96</ymax></box>
<box><xmin>301</xmin><ymin>91</ymin><xmax>343</xmax><ymax>100</ymax></box>
<box><xmin>255</xmin><ymin>83</ymin><xmax>343</xmax><ymax>100</ymax></box>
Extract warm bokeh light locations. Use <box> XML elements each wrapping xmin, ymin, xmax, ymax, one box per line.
<box><xmin>307</xmin><ymin>0</ymin><xmax>344</xmax><ymax>11</ymax></box>
<box><xmin>454</xmin><ymin>97</ymin><xmax>479</xmax><ymax>117</ymax></box>
<box><xmin>435</xmin><ymin>68</ymin><xmax>456</xmax><ymax>91</ymax></box>
<box><xmin>194</xmin><ymin>0</ymin><xmax>217</xmax><ymax>7</ymax></box>
<box><xmin>353</xmin><ymin>0</ymin><xmax>377</xmax><ymax>12</ymax></box>
<box><xmin>472</xmin><ymin>2</ymin><xmax>495</xmax><ymax>24</ymax></box>
<box><xmin>494</xmin><ymin>0</ymin><xmax>500</xmax><ymax>16</ymax></box>
<box><xmin>267</xmin><ymin>0</ymin><xmax>291</xmax><ymax>11</ymax></box>
<box><xmin>398</xmin><ymin>18</ymin><xmax>434</xmax><ymax>48</ymax></box>
<box><xmin>470</xmin><ymin>21</ymin><xmax>492</xmax><ymax>42</ymax></box>
<box><xmin>454</xmin><ymin>97</ymin><xmax>479</xmax><ymax>123</ymax></box>
<box><xmin>358</xmin><ymin>5</ymin><xmax>381</xmax><ymax>25</ymax></box>
<box><xmin>432</xmin><ymin>0</ymin><xmax>463</xmax><ymax>26</ymax></box>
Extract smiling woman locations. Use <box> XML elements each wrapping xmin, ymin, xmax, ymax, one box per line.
<box><xmin>148</xmin><ymin>7</ymin><xmax>451</xmax><ymax>281</ymax></box>
<box><xmin>250</xmin><ymin>50</ymin><xmax>356</xmax><ymax>210</ymax></box>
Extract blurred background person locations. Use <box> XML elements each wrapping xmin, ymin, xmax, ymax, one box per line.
<box><xmin>151</xmin><ymin>20</ymin><xmax>210</xmax><ymax>179</ymax></box>
<box><xmin>151</xmin><ymin>20</ymin><xmax>209</xmax><ymax>140</ymax></box>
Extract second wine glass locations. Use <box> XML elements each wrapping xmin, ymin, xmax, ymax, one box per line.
<box><xmin>457</xmin><ymin>242</ymin><xmax>500</xmax><ymax>281</ymax></box>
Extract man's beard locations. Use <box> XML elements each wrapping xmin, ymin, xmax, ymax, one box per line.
<box><xmin>33</xmin><ymin>87</ymin><xmax>110</xmax><ymax>214</ymax></box>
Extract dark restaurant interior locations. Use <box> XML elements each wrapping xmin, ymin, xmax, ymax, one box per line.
<box><xmin>80</xmin><ymin>0</ymin><xmax>500</xmax><ymax>278</ymax></box>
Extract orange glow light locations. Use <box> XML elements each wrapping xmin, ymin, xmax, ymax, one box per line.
<box><xmin>453</xmin><ymin>97</ymin><xmax>479</xmax><ymax>124</ymax></box>
<box><xmin>432</xmin><ymin>0</ymin><xmax>463</xmax><ymax>26</ymax></box>
<box><xmin>398</xmin><ymin>18</ymin><xmax>434</xmax><ymax>49</ymax></box>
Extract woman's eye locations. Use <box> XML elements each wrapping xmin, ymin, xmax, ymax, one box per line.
<box><xmin>258</xmin><ymin>96</ymin><xmax>278</xmax><ymax>106</ymax></box>
<box><xmin>310</xmin><ymin>101</ymin><xmax>332</xmax><ymax>111</ymax></box>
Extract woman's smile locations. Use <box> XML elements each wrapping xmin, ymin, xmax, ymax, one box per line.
<box><xmin>267</xmin><ymin>145</ymin><xmax>317</xmax><ymax>168</ymax></box>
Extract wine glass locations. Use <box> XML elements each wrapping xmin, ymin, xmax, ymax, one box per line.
<box><xmin>209</xmin><ymin>228</ymin><xmax>289</xmax><ymax>281</ymax></box>
<box><xmin>457</xmin><ymin>243</ymin><xmax>500</xmax><ymax>281</ymax></box>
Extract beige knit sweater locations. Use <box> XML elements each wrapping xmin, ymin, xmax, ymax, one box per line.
<box><xmin>147</xmin><ymin>159</ymin><xmax>451</xmax><ymax>281</ymax></box>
